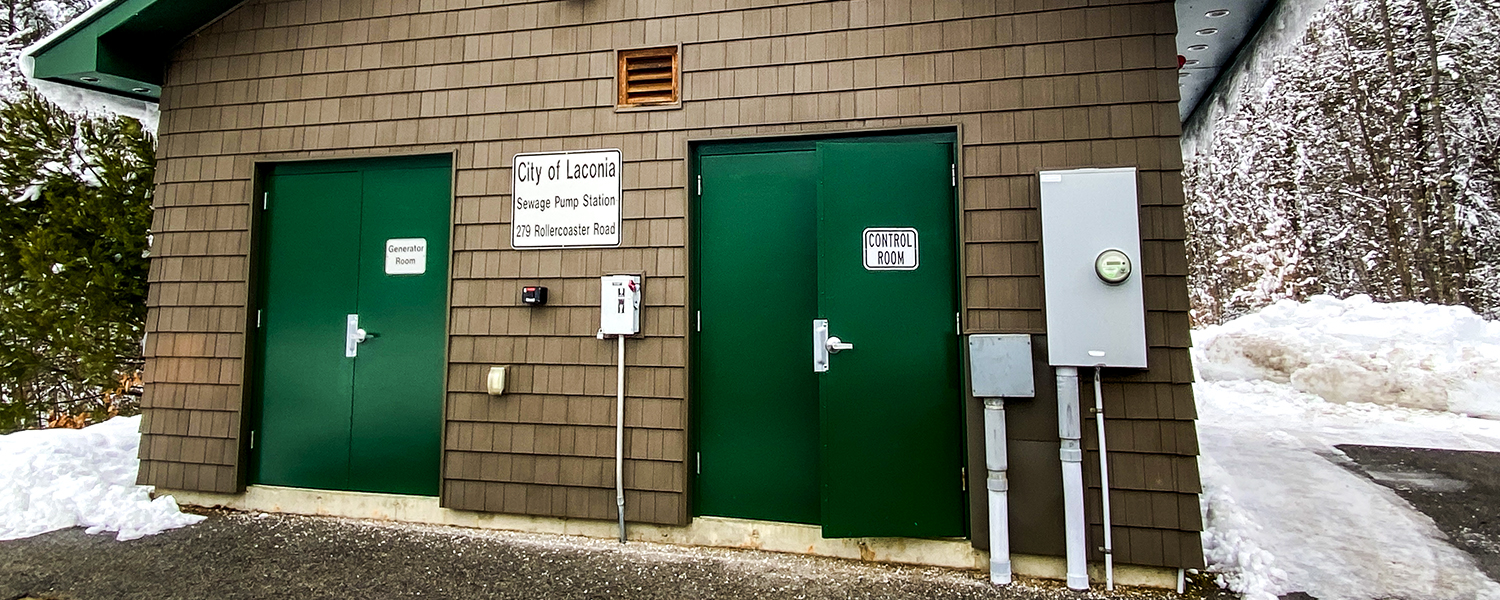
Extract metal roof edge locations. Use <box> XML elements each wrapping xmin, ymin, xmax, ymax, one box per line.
<box><xmin>1183</xmin><ymin>0</ymin><xmax>1284</xmax><ymax>128</ymax></box>
<box><xmin>23</xmin><ymin>0</ymin><xmax>133</xmax><ymax>59</ymax></box>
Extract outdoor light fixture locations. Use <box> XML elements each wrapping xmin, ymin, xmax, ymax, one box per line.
<box><xmin>1206</xmin><ymin>9</ymin><xmax>1231</xmax><ymax>18</ymax></box>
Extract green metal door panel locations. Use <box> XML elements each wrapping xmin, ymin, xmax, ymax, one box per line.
<box><xmin>254</xmin><ymin>171</ymin><xmax>362</xmax><ymax>490</ymax></box>
<box><xmin>254</xmin><ymin>156</ymin><xmax>449</xmax><ymax>497</ymax></box>
<box><xmin>348</xmin><ymin>166</ymin><xmax>450</xmax><ymax>496</ymax></box>
<box><xmin>816</xmin><ymin>141</ymin><xmax>967</xmax><ymax>538</ymax></box>
<box><xmin>695</xmin><ymin>151</ymin><xmax>821</xmax><ymax>524</ymax></box>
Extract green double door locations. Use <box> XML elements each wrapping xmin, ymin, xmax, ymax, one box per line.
<box><xmin>252</xmin><ymin>156</ymin><xmax>450</xmax><ymax>496</ymax></box>
<box><xmin>696</xmin><ymin>136</ymin><xmax>966</xmax><ymax>538</ymax></box>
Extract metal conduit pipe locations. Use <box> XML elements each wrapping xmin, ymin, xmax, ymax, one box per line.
<box><xmin>616</xmin><ymin>334</ymin><xmax>627</xmax><ymax>543</ymax></box>
<box><xmin>983</xmin><ymin>398</ymin><xmax>1012</xmax><ymax>585</ymax></box>
<box><xmin>1056</xmin><ymin>367</ymin><xmax>1089</xmax><ymax>591</ymax></box>
<box><xmin>1094</xmin><ymin>366</ymin><xmax>1115</xmax><ymax>591</ymax></box>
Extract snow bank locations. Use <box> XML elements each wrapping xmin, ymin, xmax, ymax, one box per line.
<box><xmin>1195</xmin><ymin>294</ymin><xmax>1500</xmax><ymax>418</ymax></box>
<box><xmin>0</xmin><ymin>416</ymin><xmax>203</xmax><ymax>541</ymax></box>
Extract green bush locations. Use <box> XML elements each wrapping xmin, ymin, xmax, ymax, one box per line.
<box><xmin>0</xmin><ymin>92</ymin><xmax>155</xmax><ymax>432</ymax></box>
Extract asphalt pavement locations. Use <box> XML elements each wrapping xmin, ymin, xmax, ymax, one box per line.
<box><xmin>0</xmin><ymin>509</ymin><xmax>1216</xmax><ymax>600</ymax></box>
<box><xmin>1337</xmin><ymin>445</ymin><xmax>1500</xmax><ymax>582</ymax></box>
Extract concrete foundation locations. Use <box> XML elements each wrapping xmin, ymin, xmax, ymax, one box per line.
<box><xmin>162</xmin><ymin>485</ymin><xmax>1178</xmax><ymax>589</ymax></box>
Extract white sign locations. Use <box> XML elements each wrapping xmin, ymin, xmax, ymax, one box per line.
<box><xmin>512</xmin><ymin>149</ymin><xmax>623</xmax><ymax>249</ymax></box>
<box><xmin>863</xmin><ymin>228</ymin><xmax>919</xmax><ymax>270</ymax></box>
<box><xmin>385</xmin><ymin>238</ymin><xmax>427</xmax><ymax>275</ymax></box>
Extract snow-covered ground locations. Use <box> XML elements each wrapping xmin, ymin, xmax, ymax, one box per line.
<box><xmin>1196</xmin><ymin>295</ymin><xmax>1500</xmax><ymax>600</ymax></box>
<box><xmin>0</xmin><ymin>415</ymin><xmax>202</xmax><ymax>542</ymax></box>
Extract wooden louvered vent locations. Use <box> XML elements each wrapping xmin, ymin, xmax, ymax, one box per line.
<box><xmin>618</xmin><ymin>47</ymin><xmax>679</xmax><ymax>107</ymax></box>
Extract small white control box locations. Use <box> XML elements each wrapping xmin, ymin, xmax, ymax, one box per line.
<box><xmin>600</xmin><ymin>274</ymin><xmax>642</xmax><ymax>336</ymax></box>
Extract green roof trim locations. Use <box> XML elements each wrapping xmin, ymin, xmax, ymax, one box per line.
<box><xmin>29</xmin><ymin>0</ymin><xmax>242</xmax><ymax>102</ymax></box>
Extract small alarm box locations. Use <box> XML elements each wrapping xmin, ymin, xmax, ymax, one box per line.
<box><xmin>522</xmin><ymin>286</ymin><xmax>548</xmax><ymax>306</ymax></box>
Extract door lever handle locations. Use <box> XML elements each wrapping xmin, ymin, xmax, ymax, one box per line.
<box><xmin>355</xmin><ymin>329</ymin><xmax>378</xmax><ymax>343</ymax></box>
<box><xmin>826</xmin><ymin>336</ymin><xmax>854</xmax><ymax>353</ymax></box>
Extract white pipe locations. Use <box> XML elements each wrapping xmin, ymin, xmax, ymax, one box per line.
<box><xmin>982</xmin><ymin>398</ymin><xmax>1011</xmax><ymax>585</ymax></box>
<box><xmin>616</xmin><ymin>334</ymin><xmax>627</xmax><ymax>543</ymax></box>
<box><xmin>1094</xmin><ymin>367</ymin><xmax>1114</xmax><ymax>591</ymax></box>
<box><xmin>1056</xmin><ymin>367</ymin><xmax>1089</xmax><ymax>591</ymax></box>
<box><xmin>1178</xmin><ymin>568</ymin><xmax>1186</xmax><ymax>594</ymax></box>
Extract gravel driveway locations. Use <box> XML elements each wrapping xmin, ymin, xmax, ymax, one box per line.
<box><xmin>0</xmin><ymin>509</ymin><xmax>1214</xmax><ymax>599</ymax></box>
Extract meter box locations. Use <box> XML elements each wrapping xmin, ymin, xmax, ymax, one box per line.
<box><xmin>600</xmin><ymin>274</ymin><xmax>642</xmax><ymax>336</ymax></box>
<box><xmin>1039</xmin><ymin>168</ymin><xmax>1147</xmax><ymax>368</ymax></box>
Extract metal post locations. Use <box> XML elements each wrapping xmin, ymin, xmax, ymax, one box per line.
<box><xmin>616</xmin><ymin>334</ymin><xmax>626</xmax><ymax>543</ymax></box>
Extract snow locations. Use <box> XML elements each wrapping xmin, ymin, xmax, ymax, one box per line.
<box><xmin>0</xmin><ymin>415</ymin><xmax>203</xmax><ymax>542</ymax></box>
<box><xmin>1195</xmin><ymin>296</ymin><xmax>1500</xmax><ymax>600</ymax></box>
<box><xmin>1196</xmin><ymin>294</ymin><xmax>1500</xmax><ymax>418</ymax></box>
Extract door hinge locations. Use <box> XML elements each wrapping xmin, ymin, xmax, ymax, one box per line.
<box><xmin>696</xmin><ymin>311</ymin><xmax>701</xmax><ymax>332</ymax></box>
<box><xmin>257</xmin><ymin>310</ymin><xmax>263</xmax><ymax>328</ymax></box>
<box><xmin>950</xmin><ymin>164</ymin><xmax>957</xmax><ymax>187</ymax></box>
<box><xmin>955</xmin><ymin>312</ymin><xmax>961</xmax><ymax>335</ymax></box>
<box><xmin>249</xmin><ymin>430</ymin><xmax>256</xmax><ymax>449</ymax></box>
<box><xmin>262</xmin><ymin>192</ymin><xmax>268</xmax><ymax>210</ymax></box>
<box><xmin>697</xmin><ymin>175</ymin><xmax>702</xmax><ymax>196</ymax></box>
<box><xmin>696</xmin><ymin>452</ymin><xmax>701</xmax><ymax>474</ymax></box>
<box><xmin>961</xmin><ymin>466</ymin><xmax>968</xmax><ymax>492</ymax></box>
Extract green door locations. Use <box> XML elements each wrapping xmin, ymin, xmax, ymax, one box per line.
<box><xmin>695</xmin><ymin>135</ymin><xmax>965</xmax><ymax>538</ymax></box>
<box><xmin>816</xmin><ymin>141</ymin><xmax>966</xmax><ymax>538</ymax></box>
<box><xmin>254</xmin><ymin>156</ymin><xmax>451</xmax><ymax>496</ymax></box>
<box><xmin>696</xmin><ymin>150</ymin><xmax>821</xmax><ymax>524</ymax></box>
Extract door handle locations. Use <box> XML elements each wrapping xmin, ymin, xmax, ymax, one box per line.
<box><xmin>346</xmin><ymin>315</ymin><xmax>362</xmax><ymax>358</ymax></box>
<box><xmin>813</xmin><ymin>319</ymin><xmax>829</xmax><ymax>373</ymax></box>
<box><xmin>814</xmin><ymin>320</ymin><xmax>853</xmax><ymax>373</ymax></box>
<box><xmin>827</xmin><ymin>336</ymin><xmax>853</xmax><ymax>353</ymax></box>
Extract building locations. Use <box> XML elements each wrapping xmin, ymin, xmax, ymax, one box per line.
<box><xmin>28</xmin><ymin>0</ymin><xmax>1273</xmax><ymax>589</ymax></box>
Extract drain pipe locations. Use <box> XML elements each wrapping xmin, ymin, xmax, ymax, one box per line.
<box><xmin>1094</xmin><ymin>366</ymin><xmax>1114</xmax><ymax>591</ymax></box>
<box><xmin>983</xmin><ymin>398</ymin><xmax>1011</xmax><ymax>585</ymax></box>
<box><xmin>1056</xmin><ymin>367</ymin><xmax>1089</xmax><ymax>591</ymax></box>
<box><xmin>615</xmin><ymin>334</ymin><xmax>627</xmax><ymax>543</ymax></box>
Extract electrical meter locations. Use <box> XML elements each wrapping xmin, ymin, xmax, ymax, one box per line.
<box><xmin>1094</xmin><ymin>249</ymin><xmax>1132</xmax><ymax>285</ymax></box>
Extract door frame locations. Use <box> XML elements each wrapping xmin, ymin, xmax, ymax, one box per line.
<box><xmin>240</xmin><ymin>151</ymin><xmax>458</xmax><ymax>495</ymax></box>
<box><xmin>685</xmin><ymin>126</ymin><xmax>971</xmax><ymax>532</ymax></box>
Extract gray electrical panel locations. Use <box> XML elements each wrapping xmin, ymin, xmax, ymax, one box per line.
<box><xmin>968</xmin><ymin>334</ymin><xmax>1035</xmax><ymax>398</ymax></box>
<box><xmin>1039</xmin><ymin>168</ymin><xmax>1148</xmax><ymax>369</ymax></box>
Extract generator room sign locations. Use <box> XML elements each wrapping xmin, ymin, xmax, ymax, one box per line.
<box><xmin>512</xmin><ymin>149</ymin><xmax>622</xmax><ymax>249</ymax></box>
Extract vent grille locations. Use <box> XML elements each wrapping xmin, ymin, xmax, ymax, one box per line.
<box><xmin>618</xmin><ymin>47</ymin><xmax>679</xmax><ymax>107</ymax></box>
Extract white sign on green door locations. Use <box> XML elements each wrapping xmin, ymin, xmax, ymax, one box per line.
<box><xmin>511</xmin><ymin>149</ymin><xmax>623</xmax><ymax>249</ymax></box>
<box><xmin>863</xmin><ymin>228</ymin><xmax>919</xmax><ymax>270</ymax></box>
<box><xmin>385</xmin><ymin>238</ymin><xmax>427</xmax><ymax>275</ymax></box>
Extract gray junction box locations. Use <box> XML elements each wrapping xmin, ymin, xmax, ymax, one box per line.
<box><xmin>968</xmin><ymin>334</ymin><xmax>1036</xmax><ymax>398</ymax></box>
<box><xmin>1038</xmin><ymin>168</ymin><xmax>1148</xmax><ymax>369</ymax></box>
